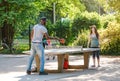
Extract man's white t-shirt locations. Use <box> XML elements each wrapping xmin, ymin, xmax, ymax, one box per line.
<box><xmin>32</xmin><ymin>24</ymin><xmax>47</xmax><ymax>42</ymax></box>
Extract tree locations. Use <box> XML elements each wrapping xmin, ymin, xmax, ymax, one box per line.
<box><xmin>108</xmin><ymin>0</ymin><xmax>120</xmax><ymax>22</ymax></box>
<box><xmin>98</xmin><ymin>0</ymin><xmax>120</xmax><ymax>22</ymax></box>
<box><xmin>0</xmin><ymin>0</ymin><xmax>42</xmax><ymax>52</ymax></box>
<box><xmin>40</xmin><ymin>0</ymin><xmax>85</xmax><ymax>22</ymax></box>
<box><xmin>0</xmin><ymin>0</ymin><xmax>86</xmax><ymax>52</ymax></box>
<box><xmin>80</xmin><ymin>0</ymin><xmax>105</xmax><ymax>15</ymax></box>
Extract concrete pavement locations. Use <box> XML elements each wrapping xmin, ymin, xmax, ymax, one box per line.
<box><xmin>0</xmin><ymin>54</ymin><xmax>120</xmax><ymax>81</ymax></box>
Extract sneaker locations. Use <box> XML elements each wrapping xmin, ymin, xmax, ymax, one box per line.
<box><xmin>91</xmin><ymin>65</ymin><xmax>95</xmax><ymax>67</ymax></box>
<box><xmin>26</xmin><ymin>70</ymin><xmax>31</xmax><ymax>75</ymax></box>
<box><xmin>53</xmin><ymin>56</ymin><xmax>55</xmax><ymax>60</ymax></box>
<box><xmin>98</xmin><ymin>65</ymin><xmax>100</xmax><ymax>67</ymax></box>
<box><xmin>46</xmin><ymin>58</ymin><xmax>49</xmax><ymax>60</ymax></box>
<box><xmin>39</xmin><ymin>71</ymin><xmax>48</xmax><ymax>75</ymax></box>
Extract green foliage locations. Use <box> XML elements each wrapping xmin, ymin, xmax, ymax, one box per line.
<box><xmin>46</xmin><ymin>20</ymin><xmax>55</xmax><ymax>36</ymax></box>
<box><xmin>14</xmin><ymin>39</ymin><xmax>29</xmax><ymax>54</ymax></box>
<box><xmin>108</xmin><ymin>0</ymin><xmax>120</xmax><ymax>22</ymax></box>
<box><xmin>100</xmin><ymin>14</ymin><xmax>115</xmax><ymax>28</ymax></box>
<box><xmin>108</xmin><ymin>0</ymin><xmax>120</xmax><ymax>12</ymax></box>
<box><xmin>0</xmin><ymin>0</ymin><xmax>86</xmax><ymax>40</ymax></box>
<box><xmin>72</xmin><ymin>12</ymin><xmax>101</xmax><ymax>40</ymax></box>
<box><xmin>72</xmin><ymin>30</ymin><xmax>88</xmax><ymax>47</ymax></box>
<box><xmin>81</xmin><ymin>0</ymin><xmax>105</xmax><ymax>14</ymax></box>
<box><xmin>0</xmin><ymin>0</ymin><xmax>119</xmax><ymax>55</ymax></box>
<box><xmin>0</xmin><ymin>39</ymin><xmax>29</xmax><ymax>54</ymax></box>
<box><xmin>54</xmin><ymin>18</ymin><xmax>71</xmax><ymax>45</ymax></box>
<box><xmin>0</xmin><ymin>0</ymin><xmax>47</xmax><ymax>39</ymax></box>
<box><xmin>100</xmin><ymin>21</ymin><xmax>120</xmax><ymax>55</ymax></box>
<box><xmin>0</xmin><ymin>0</ymin><xmax>41</xmax><ymax>50</ymax></box>
<box><xmin>0</xmin><ymin>49</ymin><xmax>12</xmax><ymax>54</ymax></box>
<box><xmin>0</xmin><ymin>0</ymin><xmax>37</xmax><ymax>27</ymax></box>
<box><xmin>39</xmin><ymin>0</ymin><xmax>85</xmax><ymax>21</ymax></box>
<box><xmin>98</xmin><ymin>0</ymin><xmax>120</xmax><ymax>22</ymax></box>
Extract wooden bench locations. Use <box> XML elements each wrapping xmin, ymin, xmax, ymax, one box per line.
<box><xmin>35</xmin><ymin>47</ymin><xmax>100</xmax><ymax>73</ymax></box>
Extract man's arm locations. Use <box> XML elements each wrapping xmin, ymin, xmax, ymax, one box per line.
<box><xmin>44</xmin><ymin>33</ymin><xmax>60</xmax><ymax>40</ymax></box>
<box><xmin>44</xmin><ymin>32</ymin><xmax>65</xmax><ymax>44</ymax></box>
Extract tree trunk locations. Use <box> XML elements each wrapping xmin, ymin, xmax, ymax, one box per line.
<box><xmin>0</xmin><ymin>0</ymin><xmax>15</xmax><ymax>53</ymax></box>
<box><xmin>1</xmin><ymin>21</ymin><xmax>15</xmax><ymax>53</ymax></box>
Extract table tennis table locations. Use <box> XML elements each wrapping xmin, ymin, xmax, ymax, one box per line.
<box><xmin>35</xmin><ymin>46</ymin><xmax>100</xmax><ymax>73</ymax></box>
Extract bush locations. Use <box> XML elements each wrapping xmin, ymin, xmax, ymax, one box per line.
<box><xmin>100</xmin><ymin>21</ymin><xmax>120</xmax><ymax>55</ymax></box>
<box><xmin>72</xmin><ymin>30</ymin><xmax>88</xmax><ymax>47</ymax></box>
<box><xmin>54</xmin><ymin>18</ymin><xmax>72</xmax><ymax>45</ymax></box>
<box><xmin>46</xmin><ymin>20</ymin><xmax>55</xmax><ymax>36</ymax></box>
<box><xmin>71</xmin><ymin>12</ymin><xmax>101</xmax><ymax>46</ymax></box>
<box><xmin>100</xmin><ymin>14</ymin><xmax>115</xmax><ymax>28</ymax></box>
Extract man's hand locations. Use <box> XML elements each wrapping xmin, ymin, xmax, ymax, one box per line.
<box><xmin>59</xmin><ymin>38</ymin><xmax>65</xmax><ymax>44</ymax></box>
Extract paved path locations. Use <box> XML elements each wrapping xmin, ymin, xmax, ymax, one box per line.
<box><xmin>0</xmin><ymin>54</ymin><xmax>120</xmax><ymax>81</ymax></box>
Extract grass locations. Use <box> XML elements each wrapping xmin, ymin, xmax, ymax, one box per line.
<box><xmin>0</xmin><ymin>39</ymin><xmax>29</xmax><ymax>54</ymax></box>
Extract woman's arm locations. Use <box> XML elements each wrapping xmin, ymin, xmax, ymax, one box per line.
<box><xmin>87</xmin><ymin>36</ymin><xmax>91</xmax><ymax>48</ymax></box>
<box><xmin>98</xmin><ymin>35</ymin><xmax>100</xmax><ymax>47</ymax></box>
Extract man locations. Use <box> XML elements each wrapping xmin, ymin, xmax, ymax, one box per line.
<box><xmin>26</xmin><ymin>17</ymin><xmax>64</xmax><ymax>75</ymax></box>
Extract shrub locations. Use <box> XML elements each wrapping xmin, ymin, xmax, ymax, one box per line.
<box><xmin>100</xmin><ymin>21</ymin><xmax>120</xmax><ymax>55</ymax></box>
<box><xmin>71</xmin><ymin>12</ymin><xmax>101</xmax><ymax>46</ymax></box>
<box><xmin>72</xmin><ymin>30</ymin><xmax>88</xmax><ymax>47</ymax></box>
<box><xmin>100</xmin><ymin>14</ymin><xmax>115</xmax><ymax>28</ymax></box>
<box><xmin>54</xmin><ymin>18</ymin><xmax>72</xmax><ymax>45</ymax></box>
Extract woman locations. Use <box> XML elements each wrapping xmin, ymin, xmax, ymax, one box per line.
<box><xmin>87</xmin><ymin>25</ymin><xmax>100</xmax><ymax>67</ymax></box>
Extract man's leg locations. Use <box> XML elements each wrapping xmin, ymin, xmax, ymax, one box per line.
<box><xmin>27</xmin><ymin>44</ymin><xmax>35</xmax><ymax>74</ymax></box>
<box><xmin>27</xmin><ymin>46</ymin><xmax>36</xmax><ymax>74</ymax></box>
<box><xmin>37</xmin><ymin>44</ymin><xmax>48</xmax><ymax>75</ymax></box>
<box><xmin>40</xmin><ymin>46</ymin><xmax>45</xmax><ymax>72</ymax></box>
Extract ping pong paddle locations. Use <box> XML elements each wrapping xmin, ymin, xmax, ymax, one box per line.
<box><xmin>59</xmin><ymin>38</ymin><xmax>65</xmax><ymax>44</ymax></box>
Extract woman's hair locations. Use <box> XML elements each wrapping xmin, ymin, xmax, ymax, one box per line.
<box><xmin>90</xmin><ymin>25</ymin><xmax>99</xmax><ymax>39</ymax></box>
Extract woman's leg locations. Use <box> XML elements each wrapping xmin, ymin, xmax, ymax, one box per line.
<box><xmin>96</xmin><ymin>50</ymin><xmax>100</xmax><ymax>67</ymax></box>
<box><xmin>92</xmin><ymin>51</ymin><xmax>96</xmax><ymax>67</ymax></box>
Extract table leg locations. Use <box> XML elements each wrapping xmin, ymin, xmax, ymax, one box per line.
<box><xmin>64</xmin><ymin>54</ymin><xmax>69</xmax><ymax>61</ymax></box>
<box><xmin>35</xmin><ymin>54</ymin><xmax>40</xmax><ymax>72</ymax></box>
<box><xmin>35</xmin><ymin>54</ymin><xmax>65</xmax><ymax>73</ymax></box>
<box><xmin>84</xmin><ymin>52</ymin><xmax>90</xmax><ymax>69</ymax></box>
<box><xmin>57</xmin><ymin>54</ymin><xmax>65</xmax><ymax>73</ymax></box>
